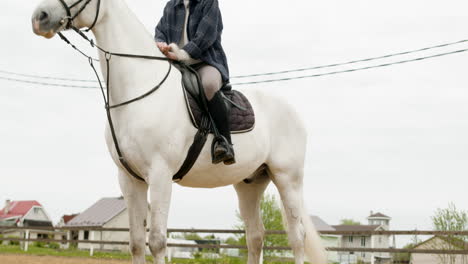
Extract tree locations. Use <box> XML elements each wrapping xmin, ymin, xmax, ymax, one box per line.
<box><xmin>183</xmin><ymin>232</ymin><xmax>203</xmax><ymax>241</ymax></box>
<box><xmin>431</xmin><ymin>203</ymin><xmax>468</xmax><ymax>264</ymax></box>
<box><xmin>235</xmin><ymin>194</ymin><xmax>289</xmax><ymax>256</ymax></box>
<box><xmin>340</xmin><ymin>218</ymin><xmax>361</xmax><ymax>225</ymax></box>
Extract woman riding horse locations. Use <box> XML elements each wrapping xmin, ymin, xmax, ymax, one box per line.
<box><xmin>154</xmin><ymin>0</ymin><xmax>235</xmax><ymax>165</ymax></box>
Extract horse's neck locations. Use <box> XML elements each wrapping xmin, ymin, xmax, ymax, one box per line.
<box><xmin>91</xmin><ymin>0</ymin><xmax>176</xmax><ymax>107</ymax></box>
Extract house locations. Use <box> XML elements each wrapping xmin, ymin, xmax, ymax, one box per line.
<box><xmin>57</xmin><ymin>214</ymin><xmax>78</xmax><ymax>227</ymax></box>
<box><xmin>55</xmin><ymin>214</ymin><xmax>79</xmax><ymax>248</ymax></box>
<box><xmin>66</xmin><ymin>196</ymin><xmax>197</xmax><ymax>257</ymax></box>
<box><xmin>65</xmin><ymin>196</ymin><xmax>132</xmax><ymax>252</ymax></box>
<box><xmin>333</xmin><ymin>212</ymin><xmax>392</xmax><ymax>264</ymax></box>
<box><xmin>0</xmin><ymin>199</ymin><xmax>54</xmax><ymax>243</ymax></box>
<box><xmin>411</xmin><ymin>236</ymin><xmax>468</xmax><ymax>264</ymax></box>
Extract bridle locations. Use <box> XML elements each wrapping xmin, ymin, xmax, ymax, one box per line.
<box><xmin>54</xmin><ymin>0</ymin><xmax>176</xmax><ymax>183</ymax></box>
<box><xmin>57</xmin><ymin>0</ymin><xmax>101</xmax><ymax>32</ymax></box>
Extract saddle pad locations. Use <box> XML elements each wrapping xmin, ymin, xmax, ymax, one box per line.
<box><xmin>183</xmin><ymin>89</ymin><xmax>255</xmax><ymax>134</ymax></box>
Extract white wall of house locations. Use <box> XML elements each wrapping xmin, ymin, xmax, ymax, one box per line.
<box><xmin>321</xmin><ymin>235</ymin><xmax>340</xmax><ymax>263</ymax></box>
<box><xmin>22</xmin><ymin>206</ymin><xmax>50</xmax><ymax>222</ymax></box>
<box><xmin>338</xmin><ymin>234</ymin><xmax>391</xmax><ymax>263</ymax></box>
<box><xmin>371</xmin><ymin>234</ymin><xmax>391</xmax><ymax>259</ymax></box>
<box><xmin>102</xmin><ymin>209</ymin><xmax>130</xmax><ymax>252</ymax></box>
<box><xmin>77</xmin><ymin>228</ymin><xmax>103</xmax><ymax>250</ymax></box>
<box><xmin>76</xmin><ymin>209</ymin><xmax>131</xmax><ymax>252</ymax></box>
<box><xmin>412</xmin><ymin>237</ymin><xmax>468</xmax><ymax>264</ymax></box>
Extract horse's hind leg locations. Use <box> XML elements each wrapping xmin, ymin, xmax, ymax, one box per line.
<box><xmin>269</xmin><ymin>168</ymin><xmax>326</xmax><ymax>264</ymax></box>
<box><xmin>234</xmin><ymin>172</ymin><xmax>270</xmax><ymax>264</ymax></box>
<box><xmin>118</xmin><ymin>170</ymin><xmax>149</xmax><ymax>264</ymax></box>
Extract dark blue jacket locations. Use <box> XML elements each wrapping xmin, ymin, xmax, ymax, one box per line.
<box><xmin>155</xmin><ymin>0</ymin><xmax>230</xmax><ymax>82</ymax></box>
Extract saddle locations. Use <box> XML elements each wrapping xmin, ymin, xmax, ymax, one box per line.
<box><xmin>179</xmin><ymin>64</ymin><xmax>255</xmax><ymax>133</ymax></box>
<box><xmin>172</xmin><ymin>62</ymin><xmax>255</xmax><ymax>182</ymax></box>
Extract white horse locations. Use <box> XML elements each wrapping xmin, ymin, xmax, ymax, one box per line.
<box><xmin>31</xmin><ymin>0</ymin><xmax>326</xmax><ymax>263</ymax></box>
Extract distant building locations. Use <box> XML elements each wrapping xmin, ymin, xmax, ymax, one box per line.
<box><xmin>55</xmin><ymin>214</ymin><xmax>79</xmax><ymax>248</ymax></box>
<box><xmin>65</xmin><ymin>197</ymin><xmax>131</xmax><ymax>252</ymax></box>
<box><xmin>333</xmin><ymin>212</ymin><xmax>392</xmax><ymax>264</ymax></box>
<box><xmin>57</xmin><ymin>214</ymin><xmax>78</xmax><ymax>227</ymax></box>
<box><xmin>411</xmin><ymin>236</ymin><xmax>468</xmax><ymax>264</ymax></box>
<box><xmin>66</xmin><ymin>196</ymin><xmax>195</xmax><ymax>257</ymax></box>
<box><xmin>0</xmin><ymin>199</ymin><xmax>54</xmax><ymax>243</ymax></box>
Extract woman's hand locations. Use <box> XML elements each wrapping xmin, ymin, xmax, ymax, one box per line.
<box><xmin>156</xmin><ymin>42</ymin><xmax>170</xmax><ymax>54</ymax></box>
<box><xmin>156</xmin><ymin>42</ymin><xmax>179</xmax><ymax>60</ymax></box>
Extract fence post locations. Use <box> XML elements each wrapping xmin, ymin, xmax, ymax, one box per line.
<box><xmin>89</xmin><ymin>231</ymin><xmax>94</xmax><ymax>256</ymax></box>
<box><xmin>66</xmin><ymin>230</ymin><xmax>70</xmax><ymax>249</ymax></box>
<box><xmin>167</xmin><ymin>246</ymin><xmax>172</xmax><ymax>262</ymax></box>
<box><xmin>24</xmin><ymin>229</ymin><xmax>29</xmax><ymax>252</ymax></box>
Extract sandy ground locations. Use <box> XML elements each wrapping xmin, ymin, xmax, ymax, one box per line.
<box><xmin>0</xmin><ymin>254</ymin><xmax>134</xmax><ymax>264</ymax></box>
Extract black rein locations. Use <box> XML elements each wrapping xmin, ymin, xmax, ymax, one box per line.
<box><xmin>56</xmin><ymin>0</ymin><xmax>175</xmax><ymax>183</ymax></box>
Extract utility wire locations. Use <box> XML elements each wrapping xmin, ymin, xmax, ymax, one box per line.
<box><xmin>230</xmin><ymin>39</ymin><xmax>468</xmax><ymax>79</ymax></box>
<box><xmin>0</xmin><ymin>47</ymin><xmax>467</xmax><ymax>88</ymax></box>
<box><xmin>0</xmin><ymin>69</ymin><xmax>100</xmax><ymax>83</ymax></box>
<box><xmin>232</xmin><ymin>48</ymin><xmax>468</xmax><ymax>86</ymax></box>
<box><xmin>0</xmin><ymin>76</ymin><xmax>100</xmax><ymax>89</ymax></box>
<box><xmin>0</xmin><ymin>39</ymin><xmax>467</xmax><ymax>83</ymax></box>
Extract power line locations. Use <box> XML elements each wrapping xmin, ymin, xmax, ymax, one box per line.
<box><xmin>0</xmin><ymin>69</ymin><xmax>99</xmax><ymax>83</ymax></box>
<box><xmin>231</xmin><ymin>48</ymin><xmax>468</xmax><ymax>86</ymax></box>
<box><xmin>230</xmin><ymin>39</ymin><xmax>468</xmax><ymax>79</ymax></box>
<box><xmin>0</xmin><ymin>39</ymin><xmax>467</xmax><ymax>83</ymax></box>
<box><xmin>0</xmin><ymin>76</ymin><xmax>100</xmax><ymax>89</ymax></box>
<box><xmin>0</xmin><ymin>47</ymin><xmax>467</xmax><ymax>88</ymax></box>
<box><xmin>0</xmin><ymin>69</ymin><xmax>100</xmax><ymax>83</ymax></box>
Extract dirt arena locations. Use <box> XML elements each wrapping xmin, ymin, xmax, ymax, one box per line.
<box><xmin>0</xmin><ymin>254</ymin><xmax>134</xmax><ymax>264</ymax></box>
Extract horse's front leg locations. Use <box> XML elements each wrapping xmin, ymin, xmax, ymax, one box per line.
<box><xmin>147</xmin><ymin>160</ymin><xmax>173</xmax><ymax>264</ymax></box>
<box><xmin>118</xmin><ymin>170</ymin><xmax>149</xmax><ymax>264</ymax></box>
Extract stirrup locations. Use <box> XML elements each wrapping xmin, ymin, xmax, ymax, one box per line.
<box><xmin>211</xmin><ymin>136</ymin><xmax>236</xmax><ymax>165</ymax></box>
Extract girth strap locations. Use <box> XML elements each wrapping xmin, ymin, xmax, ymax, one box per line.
<box><xmin>172</xmin><ymin>116</ymin><xmax>210</xmax><ymax>182</ymax></box>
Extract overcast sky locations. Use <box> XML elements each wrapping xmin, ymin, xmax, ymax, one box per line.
<box><xmin>1</xmin><ymin>0</ymin><xmax>468</xmax><ymax>246</ymax></box>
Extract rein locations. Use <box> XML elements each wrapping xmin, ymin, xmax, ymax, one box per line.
<box><xmin>56</xmin><ymin>0</ymin><xmax>173</xmax><ymax>183</ymax></box>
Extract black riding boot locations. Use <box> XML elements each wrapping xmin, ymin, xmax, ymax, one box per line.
<box><xmin>208</xmin><ymin>91</ymin><xmax>236</xmax><ymax>165</ymax></box>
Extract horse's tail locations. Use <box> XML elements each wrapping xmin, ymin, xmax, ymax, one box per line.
<box><xmin>281</xmin><ymin>204</ymin><xmax>327</xmax><ymax>264</ymax></box>
<box><xmin>302</xmin><ymin>207</ymin><xmax>327</xmax><ymax>264</ymax></box>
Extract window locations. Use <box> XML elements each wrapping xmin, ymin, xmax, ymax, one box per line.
<box><xmin>37</xmin><ymin>233</ymin><xmax>49</xmax><ymax>239</ymax></box>
<box><xmin>84</xmin><ymin>231</ymin><xmax>89</xmax><ymax>240</ymax></box>
<box><xmin>348</xmin><ymin>236</ymin><xmax>353</xmax><ymax>243</ymax></box>
<box><xmin>361</xmin><ymin>237</ymin><xmax>366</xmax><ymax>247</ymax></box>
<box><xmin>378</xmin><ymin>236</ymin><xmax>382</xmax><ymax>243</ymax></box>
<box><xmin>33</xmin><ymin>207</ymin><xmax>40</xmax><ymax>214</ymax></box>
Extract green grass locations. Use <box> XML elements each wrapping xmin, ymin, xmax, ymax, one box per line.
<box><xmin>0</xmin><ymin>245</ymin><xmax>294</xmax><ymax>264</ymax></box>
<box><xmin>0</xmin><ymin>244</ymin><xmax>133</xmax><ymax>260</ymax></box>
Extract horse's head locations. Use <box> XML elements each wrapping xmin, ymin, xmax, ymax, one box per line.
<box><xmin>32</xmin><ymin>0</ymin><xmax>102</xmax><ymax>38</ymax></box>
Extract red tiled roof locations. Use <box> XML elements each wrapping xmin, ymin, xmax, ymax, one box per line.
<box><xmin>62</xmin><ymin>214</ymin><xmax>78</xmax><ymax>224</ymax></box>
<box><xmin>0</xmin><ymin>201</ymin><xmax>41</xmax><ymax>220</ymax></box>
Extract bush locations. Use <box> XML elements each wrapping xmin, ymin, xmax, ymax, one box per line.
<box><xmin>33</xmin><ymin>241</ymin><xmax>46</xmax><ymax>248</ymax></box>
<box><xmin>6</xmin><ymin>236</ymin><xmax>20</xmax><ymax>246</ymax></box>
<box><xmin>48</xmin><ymin>242</ymin><xmax>60</xmax><ymax>249</ymax></box>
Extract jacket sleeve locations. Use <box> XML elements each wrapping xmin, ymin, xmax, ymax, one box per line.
<box><xmin>154</xmin><ymin>2</ymin><xmax>171</xmax><ymax>43</ymax></box>
<box><xmin>182</xmin><ymin>0</ymin><xmax>221</xmax><ymax>59</ymax></box>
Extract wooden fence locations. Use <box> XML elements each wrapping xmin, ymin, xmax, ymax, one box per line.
<box><xmin>1</xmin><ymin>226</ymin><xmax>468</xmax><ymax>255</ymax></box>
